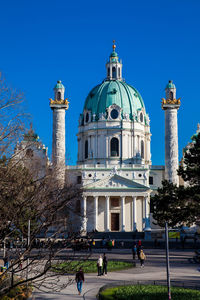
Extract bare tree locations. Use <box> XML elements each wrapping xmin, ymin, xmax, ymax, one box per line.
<box><xmin>0</xmin><ymin>74</ymin><xmax>91</xmax><ymax>298</ymax></box>
<box><xmin>0</xmin><ymin>72</ymin><xmax>27</xmax><ymax>158</ymax></box>
<box><xmin>0</xmin><ymin>159</ymin><xmax>90</xmax><ymax>297</ymax></box>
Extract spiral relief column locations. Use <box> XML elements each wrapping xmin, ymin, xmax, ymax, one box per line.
<box><xmin>162</xmin><ymin>80</ymin><xmax>180</xmax><ymax>186</ymax></box>
<box><xmin>50</xmin><ymin>80</ymin><xmax>69</xmax><ymax>186</ymax></box>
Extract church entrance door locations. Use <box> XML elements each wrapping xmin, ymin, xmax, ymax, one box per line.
<box><xmin>111</xmin><ymin>213</ymin><xmax>119</xmax><ymax>231</ymax></box>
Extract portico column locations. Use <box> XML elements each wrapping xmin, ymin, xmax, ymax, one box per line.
<box><xmin>121</xmin><ymin>196</ymin><xmax>125</xmax><ymax>231</ymax></box>
<box><xmin>144</xmin><ymin>195</ymin><xmax>150</xmax><ymax>229</ymax></box>
<box><xmin>94</xmin><ymin>196</ymin><xmax>98</xmax><ymax>230</ymax></box>
<box><xmin>132</xmin><ymin>196</ymin><xmax>137</xmax><ymax>231</ymax></box>
<box><xmin>105</xmin><ymin>196</ymin><xmax>110</xmax><ymax>231</ymax></box>
<box><xmin>82</xmin><ymin>196</ymin><xmax>87</xmax><ymax>232</ymax></box>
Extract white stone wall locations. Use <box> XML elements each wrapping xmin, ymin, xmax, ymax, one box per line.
<box><xmin>165</xmin><ymin>108</ymin><xmax>179</xmax><ymax>185</ymax></box>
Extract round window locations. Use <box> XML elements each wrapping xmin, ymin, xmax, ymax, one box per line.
<box><xmin>111</xmin><ymin>109</ymin><xmax>119</xmax><ymax>119</ymax></box>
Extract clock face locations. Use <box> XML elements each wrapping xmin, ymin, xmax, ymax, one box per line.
<box><xmin>111</xmin><ymin>109</ymin><xmax>119</xmax><ymax>119</ymax></box>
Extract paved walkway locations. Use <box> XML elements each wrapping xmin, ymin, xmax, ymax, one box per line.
<box><xmin>32</xmin><ymin>249</ymin><xmax>200</xmax><ymax>299</ymax></box>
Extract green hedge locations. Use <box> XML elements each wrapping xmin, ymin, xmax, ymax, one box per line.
<box><xmin>99</xmin><ymin>285</ymin><xmax>200</xmax><ymax>300</ymax></box>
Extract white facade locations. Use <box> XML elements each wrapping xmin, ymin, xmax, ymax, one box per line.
<box><xmin>48</xmin><ymin>49</ymin><xmax>181</xmax><ymax>233</ymax></box>
<box><xmin>68</xmin><ymin>45</ymin><xmax>155</xmax><ymax>233</ymax></box>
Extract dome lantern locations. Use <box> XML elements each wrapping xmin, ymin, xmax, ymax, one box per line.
<box><xmin>165</xmin><ymin>80</ymin><xmax>176</xmax><ymax>100</ymax></box>
<box><xmin>106</xmin><ymin>41</ymin><xmax>123</xmax><ymax>81</ymax></box>
<box><xmin>54</xmin><ymin>80</ymin><xmax>65</xmax><ymax>101</ymax></box>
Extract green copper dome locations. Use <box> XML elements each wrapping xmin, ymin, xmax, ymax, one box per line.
<box><xmin>166</xmin><ymin>80</ymin><xmax>175</xmax><ymax>89</ymax></box>
<box><xmin>54</xmin><ymin>80</ymin><xmax>65</xmax><ymax>89</ymax></box>
<box><xmin>83</xmin><ymin>80</ymin><xmax>145</xmax><ymax>120</ymax></box>
<box><xmin>110</xmin><ymin>51</ymin><xmax>118</xmax><ymax>58</ymax></box>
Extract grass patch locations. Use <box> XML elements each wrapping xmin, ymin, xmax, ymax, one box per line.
<box><xmin>52</xmin><ymin>260</ymin><xmax>134</xmax><ymax>274</ymax></box>
<box><xmin>99</xmin><ymin>285</ymin><xmax>200</xmax><ymax>300</ymax></box>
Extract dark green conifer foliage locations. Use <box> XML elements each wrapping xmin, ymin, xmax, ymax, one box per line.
<box><xmin>151</xmin><ymin>132</ymin><xmax>200</xmax><ymax>227</ymax></box>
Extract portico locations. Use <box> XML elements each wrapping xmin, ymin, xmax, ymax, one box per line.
<box><xmin>81</xmin><ymin>174</ymin><xmax>151</xmax><ymax>233</ymax></box>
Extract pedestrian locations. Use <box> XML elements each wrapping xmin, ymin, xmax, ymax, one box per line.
<box><xmin>3</xmin><ymin>251</ymin><xmax>9</xmax><ymax>269</ymax></box>
<box><xmin>75</xmin><ymin>267</ymin><xmax>85</xmax><ymax>295</ymax></box>
<box><xmin>139</xmin><ymin>249</ymin><xmax>146</xmax><ymax>267</ymax></box>
<box><xmin>97</xmin><ymin>255</ymin><xmax>103</xmax><ymax>276</ymax></box>
<box><xmin>137</xmin><ymin>244</ymin><xmax>141</xmax><ymax>260</ymax></box>
<box><xmin>19</xmin><ymin>252</ymin><xmax>24</xmax><ymax>270</ymax></box>
<box><xmin>132</xmin><ymin>244</ymin><xmax>137</xmax><ymax>260</ymax></box>
<box><xmin>102</xmin><ymin>253</ymin><xmax>108</xmax><ymax>275</ymax></box>
<box><xmin>101</xmin><ymin>238</ymin><xmax>106</xmax><ymax>248</ymax></box>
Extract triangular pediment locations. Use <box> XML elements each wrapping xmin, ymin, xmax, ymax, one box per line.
<box><xmin>84</xmin><ymin>174</ymin><xmax>150</xmax><ymax>191</ymax></box>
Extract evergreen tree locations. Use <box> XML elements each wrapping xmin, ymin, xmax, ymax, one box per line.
<box><xmin>178</xmin><ymin>132</ymin><xmax>200</xmax><ymax>186</ymax></box>
<box><xmin>151</xmin><ymin>132</ymin><xmax>200</xmax><ymax>227</ymax></box>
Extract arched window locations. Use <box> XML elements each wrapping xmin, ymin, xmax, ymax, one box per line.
<box><xmin>140</xmin><ymin>112</ymin><xmax>143</xmax><ymax>123</ymax></box>
<box><xmin>111</xmin><ymin>137</ymin><xmax>119</xmax><ymax>157</ymax></box>
<box><xmin>85</xmin><ymin>140</ymin><xmax>88</xmax><ymax>159</ymax></box>
<box><xmin>118</xmin><ymin>68</ymin><xmax>120</xmax><ymax>77</ymax></box>
<box><xmin>86</xmin><ymin>112</ymin><xmax>89</xmax><ymax>123</ymax></box>
<box><xmin>57</xmin><ymin>91</ymin><xmax>61</xmax><ymax>100</ymax></box>
<box><xmin>141</xmin><ymin>140</ymin><xmax>144</xmax><ymax>159</ymax></box>
<box><xmin>169</xmin><ymin>91</ymin><xmax>173</xmax><ymax>100</ymax></box>
<box><xmin>107</xmin><ymin>67</ymin><xmax>110</xmax><ymax>77</ymax></box>
<box><xmin>112</xmin><ymin>67</ymin><xmax>116</xmax><ymax>79</ymax></box>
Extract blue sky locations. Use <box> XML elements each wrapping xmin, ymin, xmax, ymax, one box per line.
<box><xmin>0</xmin><ymin>0</ymin><xmax>200</xmax><ymax>165</ymax></box>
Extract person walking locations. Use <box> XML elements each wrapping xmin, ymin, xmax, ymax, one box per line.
<box><xmin>137</xmin><ymin>244</ymin><xmax>141</xmax><ymax>260</ymax></box>
<box><xmin>3</xmin><ymin>251</ymin><xmax>9</xmax><ymax>270</ymax></box>
<box><xmin>132</xmin><ymin>244</ymin><xmax>137</xmax><ymax>260</ymax></box>
<box><xmin>139</xmin><ymin>249</ymin><xmax>146</xmax><ymax>268</ymax></box>
<box><xmin>97</xmin><ymin>255</ymin><xmax>103</xmax><ymax>276</ymax></box>
<box><xmin>75</xmin><ymin>267</ymin><xmax>85</xmax><ymax>295</ymax></box>
<box><xmin>102</xmin><ymin>253</ymin><xmax>108</xmax><ymax>275</ymax></box>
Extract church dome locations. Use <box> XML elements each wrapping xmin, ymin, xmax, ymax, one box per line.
<box><xmin>83</xmin><ymin>80</ymin><xmax>145</xmax><ymax>120</ymax></box>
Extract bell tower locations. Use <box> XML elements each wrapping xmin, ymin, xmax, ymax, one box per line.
<box><xmin>50</xmin><ymin>80</ymin><xmax>69</xmax><ymax>185</ymax></box>
<box><xmin>162</xmin><ymin>80</ymin><xmax>181</xmax><ymax>185</ymax></box>
<box><xmin>106</xmin><ymin>40</ymin><xmax>123</xmax><ymax>81</ymax></box>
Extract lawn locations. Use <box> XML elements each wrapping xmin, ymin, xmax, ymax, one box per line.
<box><xmin>52</xmin><ymin>260</ymin><xmax>134</xmax><ymax>274</ymax></box>
<box><xmin>99</xmin><ymin>285</ymin><xmax>200</xmax><ymax>300</ymax></box>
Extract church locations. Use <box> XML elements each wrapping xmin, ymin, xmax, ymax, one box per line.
<box><xmin>16</xmin><ymin>43</ymin><xmax>182</xmax><ymax>234</ymax></box>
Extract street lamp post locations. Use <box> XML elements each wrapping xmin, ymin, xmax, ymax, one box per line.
<box><xmin>165</xmin><ymin>222</ymin><xmax>171</xmax><ymax>300</ymax></box>
<box><xmin>26</xmin><ymin>220</ymin><xmax>30</xmax><ymax>288</ymax></box>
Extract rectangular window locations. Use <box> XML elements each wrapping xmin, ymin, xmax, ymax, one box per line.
<box><xmin>149</xmin><ymin>176</ymin><xmax>153</xmax><ymax>185</ymax></box>
<box><xmin>77</xmin><ymin>176</ymin><xmax>82</xmax><ymax>184</ymax></box>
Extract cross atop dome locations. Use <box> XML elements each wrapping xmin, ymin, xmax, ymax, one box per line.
<box><xmin>112</xmin><ymin>40</ymin><xmax>116</xmax><ymax>51</ymax></box>
<box><xmin>106</xmin><ymin>41</ymin><xmax>122</xmax><ymax>81</ymax></box>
